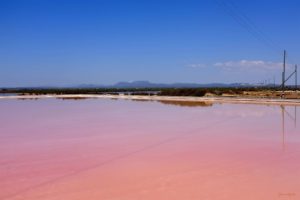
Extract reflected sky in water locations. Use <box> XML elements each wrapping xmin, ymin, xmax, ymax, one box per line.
<box><xmin>0</xmin><ymin>99</ymin><xmax>299</xmax><ymax>200</ymax></box>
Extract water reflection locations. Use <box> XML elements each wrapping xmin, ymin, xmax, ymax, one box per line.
<box><xmin>56</xmin><ymin>97</ymin><xmax>95</xmax><ymax>100</ymax></box>
<box><xmin>281</xmin><ymin>105</ymin><xmax>297</xmax><ymax>152</ymax></box>
<box><xmin>158</xmin><ymin>100</ymin><xmax>213</xmax><ymax>107</ymax></box>
<box><xmin>130</xmin><ymin>99</ymin><xmax>154</xmax><ymax>102</ymax></box>
<box><xmin>130</xmin><ymin>99</ymin><xmax>213</xmax><ymax>107</ymax></box>
<box><xmin>17</xmin><ymin>98</ymin><xmax>39</xmax><ymax>101</ymax></box>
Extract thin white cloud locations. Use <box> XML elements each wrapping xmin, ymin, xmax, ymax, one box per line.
<box><xmin>214</xmin><ymin>60</ymin><xmax>287</xmax><ymax>71</ymax></box>
<box><xmin>187</xmin><ymin>63</ymin><xmax>207</xmax><ymax>68</ymax></box>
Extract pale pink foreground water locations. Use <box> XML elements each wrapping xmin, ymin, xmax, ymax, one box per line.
<box><xmin>0</xmin><ymin>98</ymin><xmax>300</xmax><ymax>200</ymax></box>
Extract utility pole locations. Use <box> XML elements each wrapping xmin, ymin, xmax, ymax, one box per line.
<box><xmin>282</xmin><ymin>50</ymin><xmax>286</xmax><ymax>98</ymax></box>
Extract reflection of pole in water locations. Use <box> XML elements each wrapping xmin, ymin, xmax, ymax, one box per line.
<box><xmin>281</xmin><ymin>105</ymin><xmax>285</xmax><ymax>151</ymax></box>
<box><xmin>280</xmin><ymin>105</ymin><xmax>297</xmax><ymax>151</ymax></box>
<box><xmin>295</xmin><ymin>106</ymin><xmax>297</xmax><ymax>128</ymax></box>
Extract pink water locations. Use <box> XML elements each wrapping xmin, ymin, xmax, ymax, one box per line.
<box><xmin>0</xmin><ymin>98</ymin><xmax>300</xmax><ymax>200</ymax></box>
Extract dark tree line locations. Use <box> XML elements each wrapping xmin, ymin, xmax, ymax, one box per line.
<box><xmin>0</xmin><ymin>86</ymin><xmax>293</xmax><ymax>97</ymax></box>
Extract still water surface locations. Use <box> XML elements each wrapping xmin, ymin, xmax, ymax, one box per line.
<box><xmin>0</xmin><ymin>98</ymin><xmax>300</xmax><ymax>200</ymax></box>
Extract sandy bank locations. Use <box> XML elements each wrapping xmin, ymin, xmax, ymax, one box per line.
<box><xmin>1</xmin><ymin>94</ymin><xmax>300</xmax><ymax>106</ymax></box>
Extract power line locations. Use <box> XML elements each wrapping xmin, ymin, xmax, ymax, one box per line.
<box><xmin>215</xmin><ymin>0</ymin><xmax>280</xmax><ymax>55</ymax></box>
<box><xmin>215</xmin><ymin>0</ymin><xmax>298</xmax><ymax>64</ymax></box>
<box><xmin>215</xmin><ymin>0</ymin><xmax>298</xmax><ymax>90</ymax></box>
<box><xmin>226</xmin><ymin>0</ymin><xmax>282</xmax><ymax>53</ymax></box>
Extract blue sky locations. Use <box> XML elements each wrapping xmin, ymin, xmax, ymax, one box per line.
<box><xmin>0</xmin><ymin>0</ymin><xmax>299</xmax><ymax>87</ymax></box>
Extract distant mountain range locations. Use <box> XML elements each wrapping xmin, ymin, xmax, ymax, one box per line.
<box><xmin>1</xmin><ymin>81</ymin><xmax>277</xmax><ymax>89</ymax></box>
<box><xmin>76</xmin><ymin>81</ymin><xmax>259</xmax><ymax>88</ymax></box>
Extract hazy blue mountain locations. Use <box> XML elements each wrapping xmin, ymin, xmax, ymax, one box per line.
<box><xmin>1</xmin><ymin>81</ymin><xmax>279</xmax><ymax>90</ymax></box>
<box><xmin>112</xmin><ymin>81</ymin><xmax>255</xmax><ymax>88</ymax></box>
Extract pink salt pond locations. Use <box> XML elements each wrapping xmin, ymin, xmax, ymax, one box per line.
<box><xmin>0</xmin><ymin>98</ymin><xmax>300</xmax><ymax>200</ymax></box>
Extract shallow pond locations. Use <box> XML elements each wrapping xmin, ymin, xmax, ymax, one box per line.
<box><xmin>0</xmin><ymin>98</ymin><xmax>299</xmax><ymax>200</ymax></box>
